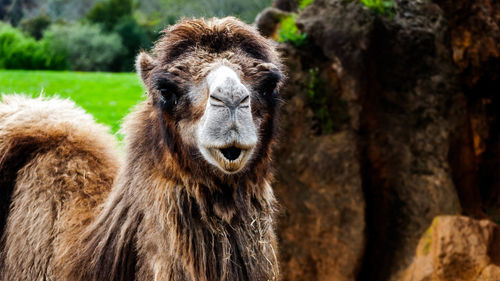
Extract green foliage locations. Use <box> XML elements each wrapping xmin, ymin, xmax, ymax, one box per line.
<box><xmin>0</xmin><ymin>0</ymin><xmax>13</xmax><ymax>20</ymax></box>
<box><xmin>306</xmin><ymin>68</ymin><xmax>349</xmax><ymax>134</ymax></box>
<box><xmin>20</xmin><ymin>14</ymin><xmax>51</xmax><ymax>39</ymax></box>
<box><xmin>44</xmin><ymin>0</ymin><xmax>101</xmax><ymax>21</ymax></box>
<box><xmin>0</xmin><ymin>70</ymin><xmax>144</xmax><ymax>135</ymax></box>
<box><xmin>0</xmin><ymin>22</ymin><xmax>66</xmax><ymax>70</ymax></box>
<box><xmin>6</xmin><ymin>0</ymin><xmax>23</xmax><ymax>25</ymax></box>
<box><xmin>2</xmin><ymin>0</ymin><xmax>274</xmax><ymax>72</ymax></box>
<box><xmin>360</xmin><ymin>0</ymin><xmax>395</xmax><ymax>16</ymax></box>
<box><xmin>1</xmin><ymin>0</ymin><xmax>276</xmax><ymax>72</ymax></box>
<box><xmin>112</xmin><ymin>16</ymin><xmax>153</xmax><ymax>71</ymax></box>
<box><xmin>138</xmin><ymin>0</ymin><xmax>273</xmax><ymax>25</ymax></box>
<box><xmin>86</xmin><ymin>0</ymin><xmax>134</xmax><ymax>31</ymax></box>
<box><xmin>298</xmin><ymin>0</ymin><xmax>314</xmax><ymax>10</ymax></box>
<box><xmin>85</xmin><ymin>0</ymin><xmax>155</xmax><ymax>71</ymax></box>
<box><xmin>277</xmin><ymin>14</ymin><xmax>307</xmax><ymax>47</ymax></box>
<box><xmin>43</xmin><ymin>23</ymin><xmax>125</xmax><ymax>71</ymax></box>
<box><xmin>307</xmin><ymin>68</ymin><xmax>320</xmax><ymax>99</ymax></box>
<box><xmin>307</xmin><ymin>67</ymin><xmax>333</xmax><ymax>133</ymax></box>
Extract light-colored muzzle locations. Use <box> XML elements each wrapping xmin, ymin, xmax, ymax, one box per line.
<box><xmin>197</xmin><ymin>65</ymin><xmax>257</xmax><ymax>173</ymax></box>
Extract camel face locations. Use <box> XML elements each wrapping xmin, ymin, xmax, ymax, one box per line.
<box><xmin>136</xmin><ymin>17</ymin><xmax>283</xmax><ymax>177</ymax></box>
<box><xmin>197</xmin><ymin>65</ymin><xmax>257</xmax><ymax>173</ymax></box>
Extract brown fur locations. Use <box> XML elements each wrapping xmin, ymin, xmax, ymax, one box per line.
<box><xmin>0</xmin><ymin>17</ymin><xmax>283</xmax><ymax>281</ymax></box>
<box><xmin>0</xmin><ymin>95</ymin><xmax>120</xmax><ymax>281</ymax></box>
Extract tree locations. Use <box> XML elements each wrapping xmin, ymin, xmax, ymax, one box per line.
<box><xmin>6</xmin><ymin>0</ymin><xmax>22</xmax><ymax>25</ymax></box>
<box><xmin>112</xmin><ymin>16</ymin><xmax>152</xmax><ymax>71</ymax></box>
<box><xmin>0</xmin><ymin>0</ymin><xmax>13</xmax><ymax>20</ymax></box>
<box><xmin>20</xmin><ymin>13</ymin><xmax>51</xmax><ymax>39</ymax></box>
<box><xmin>86</xmin><ymin>0</ymin><xmax>133</xmax><ymax>31</ymax></box>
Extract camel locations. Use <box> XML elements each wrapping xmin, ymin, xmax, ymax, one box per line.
<box><xmin>0</xmin><ymin>17</ymin><xmax>284</xmax><ymax>281</ymax></box>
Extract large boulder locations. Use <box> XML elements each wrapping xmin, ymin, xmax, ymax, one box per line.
<box><xmin>269</xmin><ymin>0</ymin><xmax>500</xmax><ymax>280</ymax></box>
<box><xmin>273</xmin><ymin>44</ymin><xmax>366</xmax><ymax>281</ymax></box>
<box><xmin>402</xmin><ymin>216</ymin><xmax>500</xmax><ymax>281</ymax></box>
<box><xmin>274</xmin><ymin>130</ymin><xmax>365</xmax><ymax>281</ymax></box>
<box><xmin>278</xmin><ymin>1</ymin><xmax>463</xmax><ymax>280</ymax></box>
<box><xmin>298</xmin><ymin>0</ymin><xmax>463</xmax><ymax>280</ymax></box>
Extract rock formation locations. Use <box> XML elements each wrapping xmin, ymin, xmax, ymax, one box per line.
<box><xmin>257</xmin><ymin>0</ymin><xmax>500</xmax><ymax>280</ymax></box>
<box><xmin>402</xmin><ymin>216</ymin><xmax>500</xmax><ymax>281</ymax></box>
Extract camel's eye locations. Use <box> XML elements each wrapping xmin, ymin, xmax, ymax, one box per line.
<box><xmin>159</xmin><ymin>89</ymin><xmax>176</xmax><ymax>104</ymax></box>
<box><xmin>158</xmin><ymin>87</ymin><xmax>177</xmax><ymax>106</ymax></box>
<box><xmin>156</xmin><ymin>78</ymin><xmax>180</xmax><ymax>112</ymax></box>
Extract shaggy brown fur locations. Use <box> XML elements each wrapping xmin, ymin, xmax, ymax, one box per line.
<box><xmin>0</xmin><ymin>17</ymin><xmax>284</xmax><ymax>281</ymax></box>
<box><xmin>0</xmin><ymin>95</ymin><xmax>120</xmax><ymax>281</ymax></box>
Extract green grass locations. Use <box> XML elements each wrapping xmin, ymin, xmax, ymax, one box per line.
<box><xmin>0</xmin><ymin>70</ymin><xmax>145</xmax><ymax>137</ymax></box>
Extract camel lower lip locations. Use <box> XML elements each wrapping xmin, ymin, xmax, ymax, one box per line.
<box><xmin>205</xmin><ymin>146</ymin><xmax>253</xmax><ymax>173</ymax></box>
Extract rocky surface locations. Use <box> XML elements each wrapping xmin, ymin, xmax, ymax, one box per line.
<box><xmin>402</xmin><ymin>216</ymin><xmax>500</xmax><ymax>281</ymax></box>
<box><xmin>261</xmin><ymin>0</ymin><xmax>500</xmax><ymax>280</ymax></box>
<box><xmin>435</xmin><ymin>0</ymin><xmax>500</xmax><ymax>221</ymax></box>
<box><xmin>297</xmin><ymin>1</ymin><xmax>462</xmax><ymax>280</ymax></box>
<box><xmin>274</xmin><ymin>130</ymin><xmax>365</xmax><ymax>281</ymax></box>
<box><xmin>273</xmin><ymin>44</ymin><xmax>365</xmax><ymax>281</ymax></box>
<box><xmin>434</xmin><ymin>0</ymin><xmax>500</xmax><ymax>88</ymax></box>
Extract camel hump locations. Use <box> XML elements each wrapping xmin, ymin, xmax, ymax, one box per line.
<box><xmin>0</xmin><ymin>94</ymin><xmax>121</xmax><ymax>244</ymax></box>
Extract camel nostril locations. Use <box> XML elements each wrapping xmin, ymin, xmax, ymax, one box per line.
<box><xmin>210</xmin><ymin>94</ymin><xmax>249</xmax><ymax>110</ymax></box>
<box><xmin>239</xmin><ymin>95</ymin><xmax>250</xmax><ymax>105</ymax></box>
<box><xmin>219</xmin><ymin>146</ymin><xmax>241</xmax><ymax>161</ymax></box>
<box><xmin>210</xmin><ymin>95</ymin><xmax>225</xmax><ymax>103</ymax></box>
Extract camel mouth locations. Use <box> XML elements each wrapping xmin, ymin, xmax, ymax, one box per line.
<box><xmin>202</xmin><ymin>144</ymin><xmax>254</xmax><ymax>174</ymax></box>
<box><xmin>219</xmin><ymin>146</ymin><xmax>241</xmax><ymax>161</ymax></box>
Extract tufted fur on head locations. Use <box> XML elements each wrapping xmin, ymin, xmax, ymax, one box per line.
<box><xmin>0</xmin><ymin>17</ymin><xmax>284</xmax><ymax>281</ymax></box>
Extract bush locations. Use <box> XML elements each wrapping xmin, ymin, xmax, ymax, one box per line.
<box><xmin>298</xmin><ymin>0</ymin><xmax>314</xmax><ymax>10</ymax></box>
<box><xmin>277</xmin><ymin>14</ymin><xmax>307</xmax><ymax>47</ymax></box>
<box><xmin>137</xmin><ymin>0</ymin><xmax>273</xmax><ymax>26</ymax></box>
<box><xmin>0</xmin><ymin>22</ymin><xmax>66</xmax><ymax>70</ymax></box>
<box><xmin>86</xmin><ymin>0</ymin><xmax>153</xmax><ymax>71</ymax></box>
<box><xmin>112</xmin><ymin>16</ymin><xmax>152</xmax><ymax>71</ymax></box>
<box><xmin>86</xmin><ymin>0</ymin><xmax>133</xmax><ymax>31</ymax></box>
<box><xmin>43</xmin><ymin>23</ymin><xmax>125</xmax><ymax>71</ymax></box>
<box><xmin>20</xmin><ymin>14</ymin><xmax>51</xmax><ymax>39</ymax></box>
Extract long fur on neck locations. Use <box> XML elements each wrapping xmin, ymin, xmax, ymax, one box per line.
<box><xmin>54</xmin><ymin>17</ymin><xmax>283</xmax><ymax>281</ymax></box>
<box><xmin>57</xmin><ymin>100</ymin><xmax>279</xmax><ymax>281</ymax></box>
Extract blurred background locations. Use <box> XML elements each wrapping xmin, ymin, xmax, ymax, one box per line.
<box><xmin>0</xmin><ymin>0</ymin><xmax>273</xmax><ymax>71</ymax></box>
<box><xmin>0</xmin><ymin>0</ymin><xmax>274</xmax><ymax>132</ymax></box>
<box><xmin>1</xmin><ymin>0</ymin><xmax>500</xmax><ymax>281</ymax></box>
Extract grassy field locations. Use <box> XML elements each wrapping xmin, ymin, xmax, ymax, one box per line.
<box><xmin>0</xmin><ymin>70</ymin><xmax>145</xmax><ymax>136</ymax></box>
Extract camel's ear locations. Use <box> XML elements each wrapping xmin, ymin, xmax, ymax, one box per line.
<box><xmin>136</xmin><ymin>51</ymin><xmax>156</xmax><ymax>83</ymax></box>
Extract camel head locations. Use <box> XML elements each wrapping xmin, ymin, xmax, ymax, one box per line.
<box><xmin>136</xmin><ymin>17</ymin><xmax>283</xmax><ymax>177</ymax></box>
